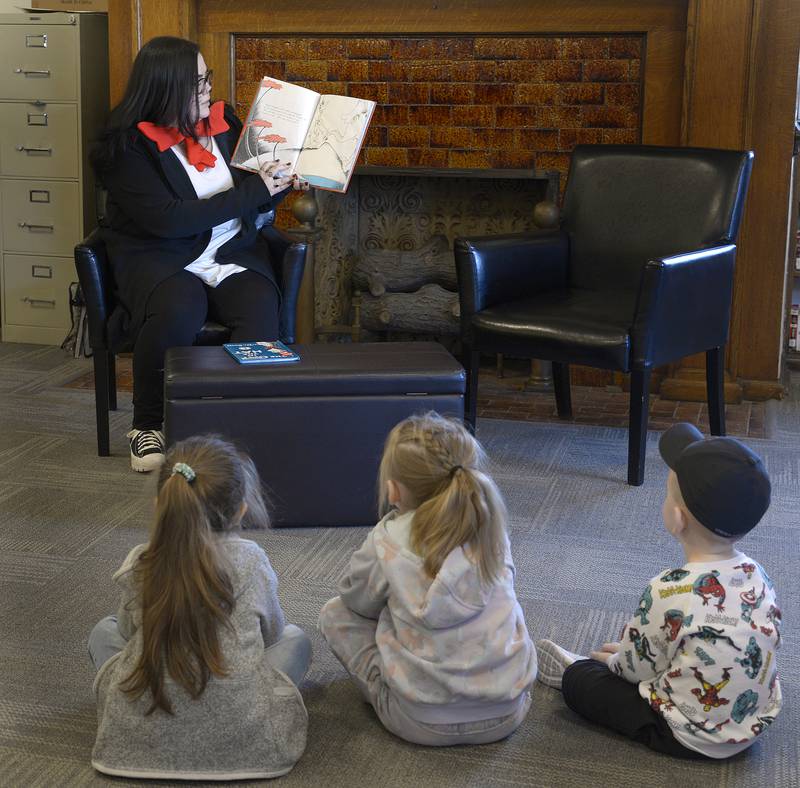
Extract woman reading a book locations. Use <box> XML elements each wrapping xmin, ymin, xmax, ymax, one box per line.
<box><xmin>92</xmin><ymin>36</ymin><xmax>307</xmax><ymax>473</ymax></box>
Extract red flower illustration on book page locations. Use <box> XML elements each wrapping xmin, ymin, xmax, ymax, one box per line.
<box><xmin>261</xmin><ymin>133</ymin><xmax>287</xmax><ymax>159</ymax></box>
<box><xmin>251</xmin><ymin>120</ymin><xmax>273</xmax><ymax>128</ymax></box>
<box><xmin>261</xmin><ymin>78</ymin><xmax>283</xmax><ymax>90</ymax></box>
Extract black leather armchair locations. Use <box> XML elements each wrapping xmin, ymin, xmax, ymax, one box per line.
<box><xmin>74</xmin><ymin>211</ymin><xmax>307</xmax><ymax>456</ymax></box>
<box><xmin>455</xmin><ymin>145</ymin><xmax>754</xmax><ymax>486</ymax></box>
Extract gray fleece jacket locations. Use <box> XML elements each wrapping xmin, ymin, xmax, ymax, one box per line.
<box><xmin>339</xmin><ymin>510</ymin><xmax>536</xmax><ymax>724</ymax></box>
<box><xmin>91</xmin><ymin>535</ymin><xmax>307</xmax><ymax>781</ymax></box>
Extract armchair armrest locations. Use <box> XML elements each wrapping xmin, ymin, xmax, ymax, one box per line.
<box><xmin>454</xmin><ymin>230</ymin><xmax>569</xmax><ymax>331</ymax></box>
<box><xmin>632</xmin><ymin>244</ymin><xmax>737</xmax><ymax>368</ymax></box>
<box><xmin>74</xmin><ymin>229</ymin><xmax>112</xmax><ymax>351</ymax></box>
<box><xmin>261</xmin><ymin>224</ymin><xmax>306</xmax><ymax>344</ymax></box>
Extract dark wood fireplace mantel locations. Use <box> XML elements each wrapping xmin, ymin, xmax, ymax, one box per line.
<box><xmin>354</xmin><ymin>167</ymin><xmax>552</xmax><ymax>182</ymax></box>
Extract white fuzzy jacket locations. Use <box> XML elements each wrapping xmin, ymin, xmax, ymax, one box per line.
<box><xmin>338</xmin><ymin>510</ymin><xmax>536</xmax><ymax>724</ymax></box>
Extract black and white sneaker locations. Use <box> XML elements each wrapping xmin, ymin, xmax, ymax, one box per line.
<box><xmin>127</xmin><ymin>429</ymin><xmax>166</xmax><ymax>473</ymax></box>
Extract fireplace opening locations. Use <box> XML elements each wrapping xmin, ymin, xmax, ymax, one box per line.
<box><xmin>307</xmin><ymin>167</ymin><xmax>559</xmax><ymax>339</ymax></box>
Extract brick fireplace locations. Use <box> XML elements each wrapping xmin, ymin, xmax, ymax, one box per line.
<box><xmin>234</xmin><ymin>34</ymin><xmax>643</xmax><ymax>177</ymax></box>
<box><xmin>233</xmin><ymin>33</ymin><xmax>643</xmax><ymax>339</ymax></box>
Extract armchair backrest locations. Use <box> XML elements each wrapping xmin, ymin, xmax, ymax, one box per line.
<box><xmin>561</xmin><ymin>145</ymin><xmax>754</xmax><ymax>291</ymax></box>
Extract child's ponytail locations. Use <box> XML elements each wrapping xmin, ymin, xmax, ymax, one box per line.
<box><xmin>379</xmin><ymin>413</ymin><xmax>508</xmax><ymax>584</ymax></box>
<box><xmin>121</xmin><ymin>436</ymin><xmax>268</xmax><ymax>714</ymax></box>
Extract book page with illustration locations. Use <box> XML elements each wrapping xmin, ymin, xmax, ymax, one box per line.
<box><xmin>231</xmin><ymin>76</ymin><xmax>376</xmax><ymax>193</ymax></box>
<box><xmin>296</xmin><ymin>94</ymin><xmax>375</xmax><ymax>192</ymax></box>
<box><xmin>231</xmin><ymin>78</ymin><xmax>320</xmax><ymax>174</ymax></box>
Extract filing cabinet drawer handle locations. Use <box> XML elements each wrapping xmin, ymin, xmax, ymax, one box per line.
<box><xmin>18</xmin><ymin>221</ymin><xmax>54</xmax><ymax>233</ymax></box>
<box><xmin>14</xmin><ymin>68</ymin><xmax>51</xmax><ymax>76</ymax></box>
<box><xmin>15</xmin><ymin>145</ymin><xmax>53</xmax><ymax>155</ymax></box>
<box><xmin>22</xmin><ymin>297</ymin><xmax>56</xmax><ymax>308</ymax></box>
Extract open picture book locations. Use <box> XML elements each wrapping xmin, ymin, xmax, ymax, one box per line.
<box><xmin>231</xmin><ymin>77</ymin><xmax>376</xmax><ymax>193</ymax></box>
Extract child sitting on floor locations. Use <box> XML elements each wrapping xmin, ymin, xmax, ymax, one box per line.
<box><xmin>88</xmin><ymin>435</ymin><xmax>310</xmax><ymax>780</ymax></box>
<box><xmin>537</xmin><ymin>423</ymin><xmax>782</xmax><ymax>759</ymax></box>
<box><xmin>319</xmin><ymin>412</ymin><xmax>536</xmax><ymax>746</ymax></box>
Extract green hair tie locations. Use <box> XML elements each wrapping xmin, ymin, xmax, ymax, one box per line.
<box><xmin>171</xmin><ymin>462</ymin><xmax>196</xmax><ymax>483</ymax></box>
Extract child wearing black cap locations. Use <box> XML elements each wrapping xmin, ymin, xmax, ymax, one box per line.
<box><xmin>536</xmin><ymin>423</ymin><xmax>782</xmax><ymax>759</ymax></box>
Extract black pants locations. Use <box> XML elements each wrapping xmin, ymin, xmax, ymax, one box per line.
<box><xmin>132</xmin><ymin>268</ymin><xmax>280</xmax><ymax>430</ymax></box>
<box><xmin>561</xmin><ymin>660</ymin><xmax>710</xmax><ymax>760</ymax></box>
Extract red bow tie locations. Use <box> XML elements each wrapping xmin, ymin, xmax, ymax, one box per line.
<box><xmin>137</xmin><ymin>101</ymin><xmax>229</xmax><ymax>171</ymax></box>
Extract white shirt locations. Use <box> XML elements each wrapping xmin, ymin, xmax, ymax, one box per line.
<box><xmin>170</xmin><ymin>136</ymin><xmax>246</xmax><ymax>288</ymax></box>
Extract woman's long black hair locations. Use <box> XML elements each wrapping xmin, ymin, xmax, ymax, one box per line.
<box><xmin>91</xmin><ymin>36</ymin><xmax>202</xmax><ymax>174</ymax></box>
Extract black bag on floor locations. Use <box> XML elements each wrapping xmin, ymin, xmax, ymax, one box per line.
<box><xmin>61</xmin><ymin>281</ymin><xmax>92</xmax><ymax>358</ymax></box>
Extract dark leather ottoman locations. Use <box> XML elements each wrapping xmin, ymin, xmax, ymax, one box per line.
<box><xmin>164</xmin><ymin>342</ymin><xmax>465</xmax><ymax>526</ymax></box>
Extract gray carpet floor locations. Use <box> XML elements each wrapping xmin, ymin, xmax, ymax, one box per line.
<box><xmin>0</xmin><ymin>342</ymin><xmax>797</xmax><ymax>787</ymax></box>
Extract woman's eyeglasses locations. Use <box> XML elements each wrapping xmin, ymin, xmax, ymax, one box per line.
<box><xmin>197</xmin><ymin>69</ymin><xmax>213</xmax><ymax>91</ymax></box>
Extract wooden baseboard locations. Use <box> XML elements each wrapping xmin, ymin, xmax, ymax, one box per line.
<box><xmin>658</xmin><ymin>367</ymin><xmax>785</xmax><ymax>403</ymax></box>
<box><xmin>659</xmin><ymin>368</ymin><xmax>743</xmax><ymax>404</ymax></box>
<box><xmin>473</xmin><ymin>359</ymin><xmax>784</xmax><ymax>402</ymax></box>
<box><xmin>741</xmin><ymin>378</ymin><xmax>785</xmax><ymax>401</ymax></box>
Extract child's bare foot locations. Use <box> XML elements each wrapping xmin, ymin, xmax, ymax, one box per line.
<box><xmin>535</xmin><ymin>640</ymin><xmax>584</xmax><ymax>690</ymax></box>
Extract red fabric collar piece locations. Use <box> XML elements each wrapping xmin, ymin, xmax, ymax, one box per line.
<box><xmin>137</xmin><ymin>101</ymin><xmax>229</xmax><ymax>171</ymax></box>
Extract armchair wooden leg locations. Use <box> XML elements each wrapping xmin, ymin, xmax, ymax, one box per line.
<box><xmin>107</xmin><ymin>353</ymin><xmax>117</xmax><ymax>411</ymax></box>
<box><xmin>464</xmin><ymin>349</ymin><xmax>480</xmax><ymax>434</ymax></box>
<box><xmin>628</xmin><ymin>369</ymin><xmax>651</xmax><ymax>486</ymax></box>
<box><xmin>706</xmin><ymin>346</ymin><xmax>725</xmax><ymax>436</ymax></box>
<box><xmin>552</xmin><ymin>362</ymin><xmax>572</xmax><ymax>419</ymax></box>
<box><xmin>94</xmin><ymin>352</ymin><xmax>111</xmax><ymax>457</ymax></box>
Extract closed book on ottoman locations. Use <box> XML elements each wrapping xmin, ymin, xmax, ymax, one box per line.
<box><xmin>164</xmin><ymin>342</ymin><xmax>465</xmax><ymax>526</ymax></box>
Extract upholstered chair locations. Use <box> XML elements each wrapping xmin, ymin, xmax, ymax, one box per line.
<box><xmin>455</xmin><ymin>145</ymin><xmax>754</xmax><ymax>485</ymax></box>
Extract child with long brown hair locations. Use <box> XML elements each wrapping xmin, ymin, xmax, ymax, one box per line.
<box><xmin>87</xmin><ymin>436</ymin><xmax>310</xmax><ymax>780</ymax></box>
<box><xmin>319</xmin><ymin>412</ymin><xmax>536</xmax><ymax>746</ymax></box>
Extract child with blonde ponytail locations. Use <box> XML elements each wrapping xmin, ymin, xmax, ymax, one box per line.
<box><xmin>319</xmin><ymin>412</ymin><xmax>536</xmax><ymax>746</ymax></box>
<box><xmin>88</xmin><ymin>436</ymin><xmax>310</xmax><ymax>780</ymax></box>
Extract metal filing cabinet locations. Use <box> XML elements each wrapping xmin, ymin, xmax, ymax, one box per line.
<box><xmin>0</xmin><ymin>12</ymin><xmax>108</xmax><ymax>345</ymax></box>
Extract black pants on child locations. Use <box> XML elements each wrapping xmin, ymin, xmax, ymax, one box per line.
<box><xmin>561</xmin><ymin>659</ymin><xmax>710</xmax><ymax>760</ymax></box>
<box><xmin>132</xmin><ymin>267</ymin><xmax>280</xmax><ymax>430</ymax></box>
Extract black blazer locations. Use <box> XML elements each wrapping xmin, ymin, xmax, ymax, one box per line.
<box><xmin>100</xmin><ymin>104</ymin><xmax>279</xmax><ymax>345</ymax></box>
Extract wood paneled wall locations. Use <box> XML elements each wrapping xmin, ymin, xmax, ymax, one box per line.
<box><xmin>105</xmin><ymin>0</ymin><xmax>800</xmax><ymax>397</ymax></box>
<box><xmin>730</xmin><ymin>0</ymin><xmax>799</xmax><ymax>391</ymax></box>
<box><xmin>676</xmin><ymin>0</ymin><xmax>798</xmax><ymax>398</ymax></box>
